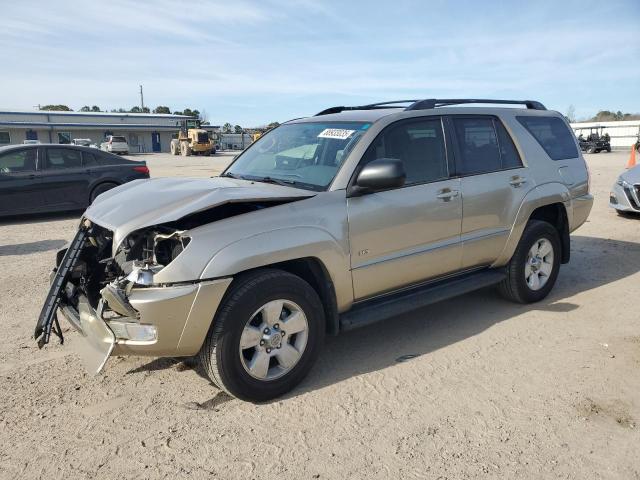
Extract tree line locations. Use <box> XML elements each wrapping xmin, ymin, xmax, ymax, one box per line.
<box><xmin>39</xmin><ymin>104</ymin><xmax>204</xmax><ymax>117</ymax></box>
<box><xmin>566</xmin><ymin>105</ymin><xmax>640</xmax><ymax>122</ymax></box>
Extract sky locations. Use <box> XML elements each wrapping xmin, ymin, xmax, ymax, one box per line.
<box><xmin>1</xmin><ymin>0</ymin><xmax>639</xmax><ymax>126</ymax></box>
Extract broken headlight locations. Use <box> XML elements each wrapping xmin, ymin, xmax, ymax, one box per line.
<box><xmin>118</xmin><ymin>229</ymin><xmax>191</xmax><ymax>285</ymax></box>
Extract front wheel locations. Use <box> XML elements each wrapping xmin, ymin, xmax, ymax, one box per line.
<box><xmin>498</xmin><ymin>220</ymin><xmax>561</xmax><ymax>303</ymax></box>
<box><xmin>199</xmin><ymin>270</ymin><xmax>325</xmax><ymax>402</ymax></box>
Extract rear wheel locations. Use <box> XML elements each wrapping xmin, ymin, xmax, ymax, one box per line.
<box><xmin>90</xmin><ymin>182</ymin><xmax>118</xmax><ymax>203</ymax></box>
<box><xmin>587</xmin><ymin>146</ymin><xmax>596</xmax><ymax>153</ymax></box>
<box><xmin>498</xmin><ymin>220</ymin><xmax>561</xmax><ymax>303</ymax></box>
<box><xmin>180</xmin><ymin>142</ymin><xmax>191</xmax><ymax>156</ymax></box>
<box><xmin>199</xmin><ymin>270</ymin><xmax>325</xmax><ymax>402</ymax></box>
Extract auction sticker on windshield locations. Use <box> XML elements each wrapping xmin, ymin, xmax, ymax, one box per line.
<box><xmin>318</xmin><ymin>128</ymin><xmax>356</xmax><ymax>140</ymax></box>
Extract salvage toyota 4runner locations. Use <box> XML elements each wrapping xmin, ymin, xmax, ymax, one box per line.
<box><xmin>35</xmin><ymin>98</ymin><xmax>593</xmax><ymax>401</ymax></box>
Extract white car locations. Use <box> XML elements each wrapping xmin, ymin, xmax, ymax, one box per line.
<box><xmin>100</xmin><ymin>135</ymin><xmax>129</xmax><ymax>155</ymax></box>
<box><xmin>72</xmin><ymin>138</ymin><xmax>98</xmax><ymax>148</ymax></box>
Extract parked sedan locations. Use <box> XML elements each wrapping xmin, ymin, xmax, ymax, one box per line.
<box><xmin>0</xmin><ymin>144</ymin><xmax>149</xmax><ymax>216</ymax></box>
<box><xmin>610</xmin><ymin>164</ymin><xmax>640</xmax><ymax>215</ymax></box>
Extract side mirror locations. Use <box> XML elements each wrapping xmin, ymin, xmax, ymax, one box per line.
<box><xmin>350</xmin><ymin>158</ymin><xmax>405</xmax><ymax>196</ymax></box>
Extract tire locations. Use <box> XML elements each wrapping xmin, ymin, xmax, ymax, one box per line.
<box><xmin>586</xmin><ymin>146</ymin><xmax>595</xmax><ymax>154</ymax></box>
<box><xmin>605</xmin><ymin>147</ymin><xmax>611</xmax><ymax>153</ymax></box>
<box><xmin>180</xmin><ymin>142</ymin><xmax>191</xmax><ymax>156</ymax></box>
<box><xmin>498</xmin><ymin>220</ymin><xmax>561</xmax><ymax>303</ymax></box>
<box><xmin>199</xmin><ymin>269</ymin><xmax>325</xmax><ymax>402</ymax></box>
<box><xmin>170</xmin><ymin>141</ymin><xmax>179</xmax><ymax>155</ymax></box>
<box><xmin>90</xmin><ymin>182</ymin><xmax>118</xmax><ymax>203</ymax></box>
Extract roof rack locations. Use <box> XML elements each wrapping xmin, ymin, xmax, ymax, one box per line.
<box><xmin>315</xmin><ymin>98</ymin><xmax>546</xmax><ymax>116</ymax></box>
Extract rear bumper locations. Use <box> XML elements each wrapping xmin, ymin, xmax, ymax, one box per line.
<box><xmin>570</xmin><ymin>194</ymin><xmax>594</xmax><ymax>232</ymax></box>
<box><xmin>58</xmin><ymin>278</ymin><xmax>232</xmax><ymax>374</ymax></box>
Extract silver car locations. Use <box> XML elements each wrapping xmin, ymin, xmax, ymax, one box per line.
<box><xmin>36</xmin><ymin>98</ymin><xmax>593</xmax><ymax>401</ymax></box>
<box><xmin>610</xmin><ymin>164</ymin><xmax>640</xmax><ymax>215</ymax></box>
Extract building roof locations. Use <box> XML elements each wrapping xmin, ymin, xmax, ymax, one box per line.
<box><xmin>0</xmin><ymin>110</ymin><xmax>189</xmax><ymax>119</ymax></box>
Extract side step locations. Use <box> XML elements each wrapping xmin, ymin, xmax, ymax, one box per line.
<box><xmin>340</xmin><ymin>268</ymin><xmax>506</xmax><ymax>331</ymax></box>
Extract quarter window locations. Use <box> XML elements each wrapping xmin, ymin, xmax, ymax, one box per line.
<box><xmin>516</xmin><ymin>116</ymin><xmax>578</xmax><ymax>160</ymax></box>
<box><xmin>362</xmin><ymin>118</ymin><xmax>448</xmax><ymax>185</ymax></box>
<box><xmin>45</xmin><ymin>148</ymin><xmax>82</xmax><ymax>169</ymax></box>
<box><xmin>0</xmin><ymin>131</ymin><xmax>10</xmax><ymax>145</ymax></box>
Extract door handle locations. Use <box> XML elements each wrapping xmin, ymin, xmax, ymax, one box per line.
<box><xmin>509</xmin><ymin>176</ymin><xmax>527</xmax><ymax>187</ymax></box>
<box><xmin>436</xmin><ymin>189</ymin><xmax>459</xmax><ymax>200</ymax></box>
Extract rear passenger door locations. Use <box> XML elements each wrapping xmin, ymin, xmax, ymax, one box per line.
<box><xmin>40</xmin><ymin>147</ymin><xmax>91</xmax><ymax>209</ymax></box>
<box><xmin>450</xmin><ymin>116</ymin><xmax>534</xmax><ymax>269</ymax></box>
<box><xmin>348</xmin><ymin>116</ymin><xmax>462</xmax><ymax>300</ymax></box>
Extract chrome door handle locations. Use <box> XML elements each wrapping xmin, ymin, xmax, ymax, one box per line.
<box><xmin>509</xmin><ymin>176</ymin><xmax>527</xmax><ymax>187</ymax></box>
<box><xmin>436</xmin><ymin>189</ymin><xmax>459</xmax><ymax>200</ymax></box>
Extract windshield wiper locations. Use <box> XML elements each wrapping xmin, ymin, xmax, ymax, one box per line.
<box><xmin>221</xmin><ymin>172</ymin><xmax>244</xmax><ymax>179</ymax></box>
<box><xmin>252</xmin><ymin>176</ymin><xmax>297</xmax><ymax>187</ymax></box>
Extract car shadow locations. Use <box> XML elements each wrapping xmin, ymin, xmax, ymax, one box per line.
<box><xmin>0</xmin><ymin>210</ymin><xmax>82</xmax><ymax>226</ymax></box>
<box><xmin>0</xmin><ymin>239</ymin><xmax>68</xmax><ymax>256</ymax></box>
<box><xmin>128</xmin><ymin>235</ymin><xmax>640</xmax><ymax>402</ymax></box>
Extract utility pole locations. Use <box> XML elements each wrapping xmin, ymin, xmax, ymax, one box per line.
<box><xmin>139</xmin><ymin>85</ymin><xmax>145</xmax><ymax>111</ymax></box>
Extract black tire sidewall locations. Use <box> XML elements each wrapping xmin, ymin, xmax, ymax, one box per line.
<box><xmin>91</xmin><ymin>183</ymin><xmax>117</xmax><ymax>202</ymax></box>
<box><xmin>512</xmin><ymin>222</ymin><xmax>561</xmax><ymax>303</ymax></box>
<box><xmin>213</xmin><ymin>272</ymin><xmax>324</xmax><ymax>401</ymax></box>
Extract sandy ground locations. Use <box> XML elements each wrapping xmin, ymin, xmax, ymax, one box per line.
<box><xmin>0</xmin><ymin>151</ymin><xmax>638</xmax><ymax>479</ymax></box>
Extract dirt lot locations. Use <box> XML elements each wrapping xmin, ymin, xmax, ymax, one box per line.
<box><xmin>0</xmin><ymin>151</ymin><xmax>638</xmax><ymax>479</ymax></box>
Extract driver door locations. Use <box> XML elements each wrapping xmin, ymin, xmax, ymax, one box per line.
<box><xmin>347</xmin><ymin>117</ymin><xmax>463</xmax><ymax>300</ymax></box>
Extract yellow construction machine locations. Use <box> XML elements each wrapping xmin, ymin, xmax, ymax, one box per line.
<box><xmin>170</xmin><ymin>119</ymin><xmax>217</xmax><ymax>156</ymax></box>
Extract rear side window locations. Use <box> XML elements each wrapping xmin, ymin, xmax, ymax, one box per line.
<box><xmin>45</xmin><ymin>148</ymin><xmax>82</xmax><ymax>169</ymax></box>
<box><xmin>516</xmin><ymin>116</ymin><xmax>578</xmax><ymax>160</ymax></box>
<box><xmin>453</xmin><ymin>117</ymin><xmax>522</xmax><ymax>175</ymax></box>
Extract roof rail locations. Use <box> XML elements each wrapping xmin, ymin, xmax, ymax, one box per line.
<box><xmin>315</xmin><ymin>100</ymin><xmax>419</xmax><ymax>116</ymax></box>
<box><xmin>405</xmin><ymin>99</ymin><xmax>546</xmax><ymax>111</ymax></box>
<box><xmin>315</xmin><ymin>98</ymin><xmax>546</xmax><ymax>116</ymax></box>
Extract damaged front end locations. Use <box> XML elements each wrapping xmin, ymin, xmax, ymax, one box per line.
<box><xmin>35</xmin><ymin>218</ymin><xmax>194</xmax><ymax>374</ymax></box>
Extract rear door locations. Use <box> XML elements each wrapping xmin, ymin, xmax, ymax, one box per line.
<box><xmin>347</xmin><ymin>116</ymin><xmax>462</xmax><ymax>300</ymax></box>
<box><xmin>0</xmin><ymin>148</ymin><xmax>44</xmax><ymax>215</ymax></box>
<box><xmin>39</xmin><ymin>147</ymin><xmax>91</xmax><ymax>209</ymax></box>
<box><xmin>450</xmin><ymin>115</ymin><xmax>534</xmax><ymax>268</ymax></box>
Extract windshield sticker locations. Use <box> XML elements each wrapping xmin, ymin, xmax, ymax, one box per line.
<box><xmin>318</xmin><ymin>128</ymin><xmax>356</xmax><ymax>140</ymax></box>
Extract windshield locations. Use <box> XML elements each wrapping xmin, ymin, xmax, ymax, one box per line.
<box><xmin>111</xmin><ymin>136</ymin><xmax>127</xmax><ymax>143</ymax></box>
<box><xmin>224</xmin><ymin>121</ymin><xmax>370</xmax><ymax>191</ymax></box>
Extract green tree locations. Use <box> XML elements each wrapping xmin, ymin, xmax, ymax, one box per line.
<box><xmin>267</xmin><ymin>121</ymin><xmax>280</xmax><ymax>130</ymax></box>
<box><xmin>40</xmin><ymin>104</ymin><xmax>72</xmax><ymax>111</ymax></box>
<box><xmin>222</xmin><ymin>122</ymin><xmax>233</xmax><ymax>133</ymax></box>
<box><xmin>153</xmin><ymin>106</ymin><xmax>171</xmax><ymax>114</ymax></box>
<box><xmin>80</xmin><ymin>106</ymin><xmax>91</xmax><ymax>112</ymax></box>
<box><xmin>141</xmin><ymin>107</ymin><xmax>150</xmax><ymax>113</ymax></box>
<box><xmin>234</xmin><ymin>125</ymin><xmax>243</xmax><ymax>133</ymax></box>
<box><xmin>91</xmin><ymin>105</ymin><xmax>101</xmax><ymax>112</ymax></box>
<box><xmin>129</xmin><ymin>106</ymin><xmax>142</xmax><ymax>113</ymax></box>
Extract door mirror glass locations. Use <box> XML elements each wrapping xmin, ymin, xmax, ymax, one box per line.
<box><xmin>354</xmin><ymin>158</ymin><xmax>406</xmax><ymax>194</ymax></box>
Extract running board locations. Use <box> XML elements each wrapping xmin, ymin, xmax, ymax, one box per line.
<box><xmin>340</xmin><ymin>269</ymin><xmax>506</xmax><ymax>331</ymax></box>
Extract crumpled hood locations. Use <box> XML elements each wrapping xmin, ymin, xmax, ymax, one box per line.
<box><xmin>84</xmin><ymin>176</ymin><xmax>315</xmax><ymax>248</ymax></box>
<box><xmin>621</xmin><ymin>164</ymin><xmax>640</xmax><ymax>184</ymax></box>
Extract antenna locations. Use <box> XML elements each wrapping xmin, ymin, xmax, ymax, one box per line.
<box><xmin>139</xmin><ymin>85</ymin><xmax>145</xmax><ymax>111</ymax></box>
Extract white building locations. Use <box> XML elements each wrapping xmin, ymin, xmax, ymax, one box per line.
<box><xmin>0</xmin><ymin>110</ymin><xmax>195</xmax><ymax>153</ymax></box>
<box><xmin>570</xmin><ymin>120</ymin><xmax>640</xmax><ymax>151</ymax></box>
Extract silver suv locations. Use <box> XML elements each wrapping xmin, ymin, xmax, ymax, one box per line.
<box><xmin>36</xmin><ymin>98</ymin><xmax>593</xmax><ymax>401</ymax></box>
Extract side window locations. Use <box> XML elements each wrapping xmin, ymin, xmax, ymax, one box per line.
<box><xmin>453</xmin><ymin>117</ymin><xmax>501</xmax><ymax>175</ymax></box>
<box><xmin>45</xmin><ymin>149</ymin><xmax>82</xmax><ymax>170</ymax></box>
<box><xmin>495</xmin><ymin>120</ymin><xmax>522</xmax><ymax>169</ymax></box>
<box><xmin>0</xmin><ymin>149</ymin><xmax>37</xmax><ymax>173</ymax></box>
<box><xmin>362</xmin><ymin>118</ymin><xmax>448</xmax><ymax>185</ymax></box>
<box><xmin>516</xmin><ymin>116</ymin><xmax>578</xmax><ymax>160</ymax></box>
<box><xmin>82</xmin><ymin>152</ymin><xmax>99</xmax><ymax>166</ymax></box>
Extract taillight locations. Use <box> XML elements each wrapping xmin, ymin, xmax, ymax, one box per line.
<box><xmin>133</xmin><ymin>166</ymin><xmax>149</xmax><ymax>174</ymax></box>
